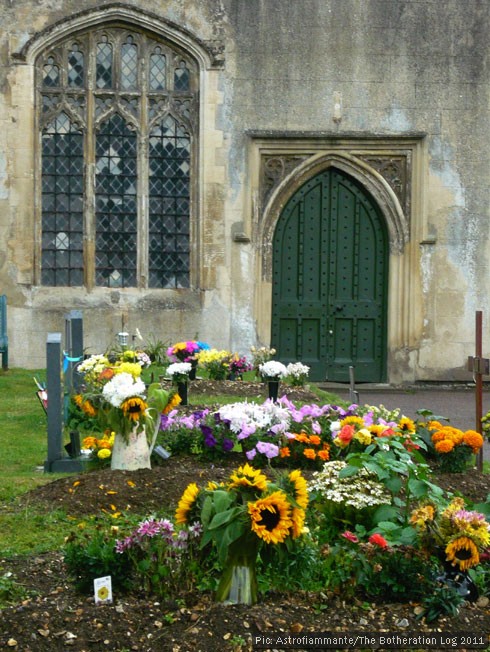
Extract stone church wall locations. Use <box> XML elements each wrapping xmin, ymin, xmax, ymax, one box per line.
<box><xmin>0</xmin><ymin>0</ymin><xmax>489</xmax><ymax>383</ymax></box>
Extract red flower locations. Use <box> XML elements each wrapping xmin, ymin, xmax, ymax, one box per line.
<box><xmin>341</xmin><ymin>530</ymin><xmax>359</xmax><ymax>543</ymax></box>
<box><xmin>368</xmin><ymin>533</ymin><xmax>388</xmax><ymax>549</ymax></box>
<box><xmin>338</xmin><ymin>424</ymin><xmax>355</xmax><ymax>444</ymax></box>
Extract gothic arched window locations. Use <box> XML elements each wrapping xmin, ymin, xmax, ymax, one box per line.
<box><xmin>37</xmin><ymin>27</ymin><xmax>198</xmax><ymax>288</ymax></box>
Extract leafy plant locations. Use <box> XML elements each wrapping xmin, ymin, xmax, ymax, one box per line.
<box><xmin>0</xmin><ymin>570</ymin><xmax>35</xmax><ymax>607</ymax></box>
<box><xmin>64</xmin><ymin>524</ymin><xmax>133</xmax><ymax>594</ymax></box>
<box><xmin>417</xmin><ymin>582</ymin><xmax>465</xmax><ymax>623</ymax></box>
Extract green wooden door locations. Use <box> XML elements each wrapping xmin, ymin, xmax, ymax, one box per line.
<box><xmin>271</xmin><ymin>168</ymin><xmax>388</xmax><ymax>382</ymax></box>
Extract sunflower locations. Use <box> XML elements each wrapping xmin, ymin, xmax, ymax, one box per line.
<box><xmin>445</xmin><ymin>536</ymin><xmax>480</xmax><ymax>571</ymax></box>
<box><xmin>398</xmin><ymin>417</ymin><xmax>416</xmax><ymax>434</ymax></box>
<box><xmin>288</xmin><ymin>469</ymin><xmax>309</xmax><ymax>509</ymax></box>
<box><xmin>175</xmin><ymin>482</ymin><xmax>200</xmax><ymax>524</ymax></box>
<box><xmin>228</xmin><ymin>463</ymin><xmax>268</xmax><ymax>492</ymax></box>
<box><xmin>163</xmin><ymin>391</ymin><xmax>182</xmax><ymax>414</ymax></box>
<box><xmin>248</xmin><ymin>491</ymin><xmax>293</xmax><ymax>544</ymax></box>
<box><xmin>341</xmin><ymin>415</ymin><xmax>363</xmax><ymax>427</ymax></box>
<box><xmin>121</xmin><ymin>396</ymin><xmax>148</xmax><ymax>421</ymax></box>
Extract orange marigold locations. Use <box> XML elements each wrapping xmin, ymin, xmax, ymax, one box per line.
<box><xmin>303</xmin><ymin>448</ymin><xmax>317</xmax><ymax>460</ymax></box>
<box><xmin>463</xmin><ymin>430</ymin><xmax>484</xmax><ymax>453</ymax></box>
<box><xmin>280</xmin><ymin>447</ymin><xmax>291</xmax><ymax>458</ymax></box>
<box><xmin>294</xmin><ymin>432</ymin><xmax>309</xmax><ymax>443</ymax></box>
<box><xmin>309</xmin><ymin>435</ymin><xmax>321</xmax><ymax>446</ymax></box>
<box><xmin>431</xmin><ymin>431</ymin><xmax>447</xmax><ymax>444</ymax></box>
<box><xmin>318</xmin><ymin>449</ymin><xmax>330</xmax><ymax>461</ymax></box>
<box><xmin>434</xmin><ymin>439</ymin><xmax>455</xmax><ymax>454</ymax></box>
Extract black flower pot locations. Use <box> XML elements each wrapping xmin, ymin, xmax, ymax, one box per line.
<box><xmin>189</xmin><ymin>360</ymin><xmax>197</xmax><ymax>381</ymax></box>
<box><xmin>267</xmin><ymin>380</ymin><xmax>280</xmax><ymax>402</ymax></box>
<box><xmin>177</xmin><ymin>381</ymin><xmax>188</xmax><ymax>406</ymax></box>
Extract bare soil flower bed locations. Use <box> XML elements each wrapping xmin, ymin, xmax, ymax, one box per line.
<box><xmin>1</xmin><ymin>382</ymin><xmax>490</xmax><ymax>651</ymax></box>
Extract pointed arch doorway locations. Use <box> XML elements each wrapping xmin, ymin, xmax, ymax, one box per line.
<box><xmin>271</xmin><ymin>167</ymin><xmax>388</xmax><ymax>383</ymax></box>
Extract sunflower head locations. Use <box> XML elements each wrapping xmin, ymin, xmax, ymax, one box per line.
<box><xmin>175</xmin><ymin>482</ymin><xmax>200</xmax><ymax>524</ymax></box>
<box><xmin>228</xmin><ymin>463</ymin><xmax>268</xmax><ymax>492</ymax></box>
<box><xmin>445</xmin><ymin>536</ymin><xmax>480</xmax><ymax>571</ymax></box>
<box><xmin>121</xmin><ymin>396</ymin><xmax>148</xmax><ymax>421</ymax></box>
<box><xmin>248</xmin><ymin>490</ymin><xmax>293</xmax><ymax>544</ymax></box>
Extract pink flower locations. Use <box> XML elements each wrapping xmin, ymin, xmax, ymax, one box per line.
<box><xmin>341</xmin><ymin>531</ymin><xmax>359</xmax><ymax>543</ymax></box>
<box><xmin>368</xmin><ymin>533</ymin><xmax>389</xmax><ymax>549</ymax></box>
<box><xmin>338</xmin><ymin>424</ymin><xmax>355</xmax><ymax>444</ymax></box>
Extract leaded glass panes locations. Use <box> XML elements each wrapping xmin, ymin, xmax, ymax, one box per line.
<box><xmin>41</xmin><ymin>113</ymin><xmax>84</xmax><ymax>286</ymax></box>
<box><xmin>174</xmin><ymin>60</ymin><xmax>190</xmax><ymax>91</ymax></box>
<box><xmin>121</xmin><ymin>36</ymin><xmax>138</xmax><ymax>90</ymax></box>
<box><xmin>68</xmin><ymin>44</ymin><xmax>84</xmax><ymax>88</ymax></box>
<box><xmin>43</xmin><ymin>56</ymin><xmax>60</xmax><ymax>87</ymax></box>
<box><xmin>148</xmin><ymin>115</ymin><xmax>190</xmax><ymax>288</ymax></box>
<box><xmin>150</xmin><ymin>47</ymin><xmax>166</xmax><ymax>90</ymax></box>
<box><xmin>95</xmin><ymin>114</ymin><xmax>137</xmax><ymax>287</ymax></box>
<box><xmin>38</xmin><ymin>26</ymin><xmax>197</xmax><ymax>288</ymax></box>
<box><xmin>96</xmin><ymin>37</ymin><xmax>113</xmax><ymax>89</ymax></box>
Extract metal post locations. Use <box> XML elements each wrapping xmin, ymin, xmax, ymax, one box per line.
<box><xmin>475</xmin><ymin>311</ymin><xmax>484</xmax><ymax>472</ymax></box>
<box><xmin>349</xmin><ymin>366</ymin><xmax>360</xmax><ymax>404</ymax></box>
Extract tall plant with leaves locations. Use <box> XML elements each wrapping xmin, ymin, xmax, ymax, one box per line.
<box><xmin>339</xmin><ymin>433</ymin><xmax>445</xmax><ymax>545</ymax></box>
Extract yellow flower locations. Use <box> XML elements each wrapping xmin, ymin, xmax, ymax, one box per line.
<box><xmin>445</xmin><ymin>536</ymin><xmax>480</xmax><ymax>571</ymax></box>
<box><xmin>354</xmin><ymin>428</ymin><xmax>372</xmax><ymax>446</ymax></box>
<box><xmin>398</xmin><ymin>417</ymin><xmax>416</xmax><ymax>434</ymax></box>
<box><xmin>409</xmin><ymin>504</ymin><xmax>435</xmax><ymax>530</ymax></box>
<box><xmin>288</xmin><ymin>469</ymin><xmax>309</xmax><ymax>510</ymax></box>
<box><xmin>121</xmin><ymin>396</ymin><xmax>148</xmax><ymax>421</ymax></box>
<box><xmin>97</xmin><ymin>448</ymin><xmax>111</xmax><ymax>459</ymax></box>
<box><xmin>80</xmin><ymin>399</ymin><xmax>97</xmax><ymax>417</ymax></box>
<box><xmin>228</xmin><ymin>463</ymin><xmax>268</xmax><ymax>492</ymax></box>
<box><xmin>248</xmin><ymin>491</ymin><xmax>293</xmax><ymax>544</ymax></box>
<box><xmin>175</xmin><ymin>483</ymin><xmax>200</xmax><ymax>524</ymax></box>
<box><xmin>291</xmin><ymin>507</ymin><xmax>306</xmax><ymax>539</ymax></box>
<box><xmin>114</xmin><ymin>362</ymin><xmax>142</xmax><ymax>378</ymax></box>
<box><xmin>163</xmin><ymin>391</ymin><xmax>182</xmax><ymax>414</ymax></box>
<box><xmin>341</xmin><ymin>416</ymin><xmax>363</xmax><ymax>427</ymax></box>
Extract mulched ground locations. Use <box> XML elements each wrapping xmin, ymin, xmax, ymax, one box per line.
<box><xmin>1</xmin><ymin>381</ymin><xmax>490</xmax><ymax>652</ymax></box>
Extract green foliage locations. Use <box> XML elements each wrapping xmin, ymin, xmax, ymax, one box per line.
<box><xmin>341</xmin><ymin>435</ymin><xmax>445</xmax><ymax>532</ymax></box>
<box><xmin>417</xmin><ymin>583</ymin><xmax>465</xmax><ymax>623</ymax></box>
<box><xmin>0</xmin><ymin>570</ymin><xmax>35</xmax><ymax>607</ymax></box>
<box><xmin>64</xmin><ymin>522</ymin><xmax>133</xmax><ymax>594</ymax></box>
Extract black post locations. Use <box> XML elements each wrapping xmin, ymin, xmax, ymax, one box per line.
<box><xmin>44</xmin><ymin>333</ymin><xmax>63</xmax><ymax>472</ymax></box>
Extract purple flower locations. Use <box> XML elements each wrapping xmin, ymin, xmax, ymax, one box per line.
<box><xmin>222</xmin><ymin>437</ymin><xmax>234</xmax><ymax>452</ymax></box>
<box><xmin>137</xmin><ymin>518</ymin><xmax>162</xmax><ymax>538</ymax></box>
<box><xmin>256</xmin><ymin>441</ymin><xmax>279</xmax><ymax>459</ymax></box>
<box><xmin>246</xmin><ymin>448</ymin><xmax>257</xmax><ymax>460</ymax></box>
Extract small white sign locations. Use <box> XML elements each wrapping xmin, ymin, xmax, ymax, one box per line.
<box><xmin>94</xmin><ymin>575</ymin><xmax>113</xmax><ymax>604</ymax></box>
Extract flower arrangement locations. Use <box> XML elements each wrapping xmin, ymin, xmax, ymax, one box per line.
<box><xmin>167</xmin><ymin>340</ymin><xmax>210</xmax><ymax>362</ymax></box>
<box><xmin>75</xmin><ymin>353</ymin><xmax>173</xmax><ymax>443</ymax></box>
<box><xmin>250</xmin><ymin>345</ymin><xmax>276</xmax><ymax>368</ymax></box>
<box><xmin>174</xmin><ymin>463</ymin><xmax>309</xmax><ymax>604</ymax></box>
<box><xmin>228</xmin><ymin>353</ymin><xmax>253</xmax><ymax>377</ymax></box>
<box><xmin>195</xmin><ymin>348</ymin><xmax>232</xmax><ymax>380</ymax></box>
<box><xmin>286</xmin><ymin>362</ymin><xmax>310</xmax><ymax>386</ymax></box>
<box><xmin>410</xmin><ymin>497</ymin><xmax>490</xmax><ymax>571</ymax></box>
<box><xmin>166</xmin><ymin>362</ymin><xmax>192</xmax><ymax>384</ymax></box>
<box><xmin>258</xmin><ymin>360</ymin><xmax>288</xmax><ymax>380</ymax></box>
<box><xmin>81</xmin><ymin>431</ymin><xmax>115</xmax><ymax>465</ymax></box>
<box><xmin>120</xmin><ymin>349</ymin><xmax>152</xmax><ymax>369</ymax></box>
<box><xmin>427</xmin><ymin>421</ymin><xmax>483</xmax><ymax>472</ymax></box>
